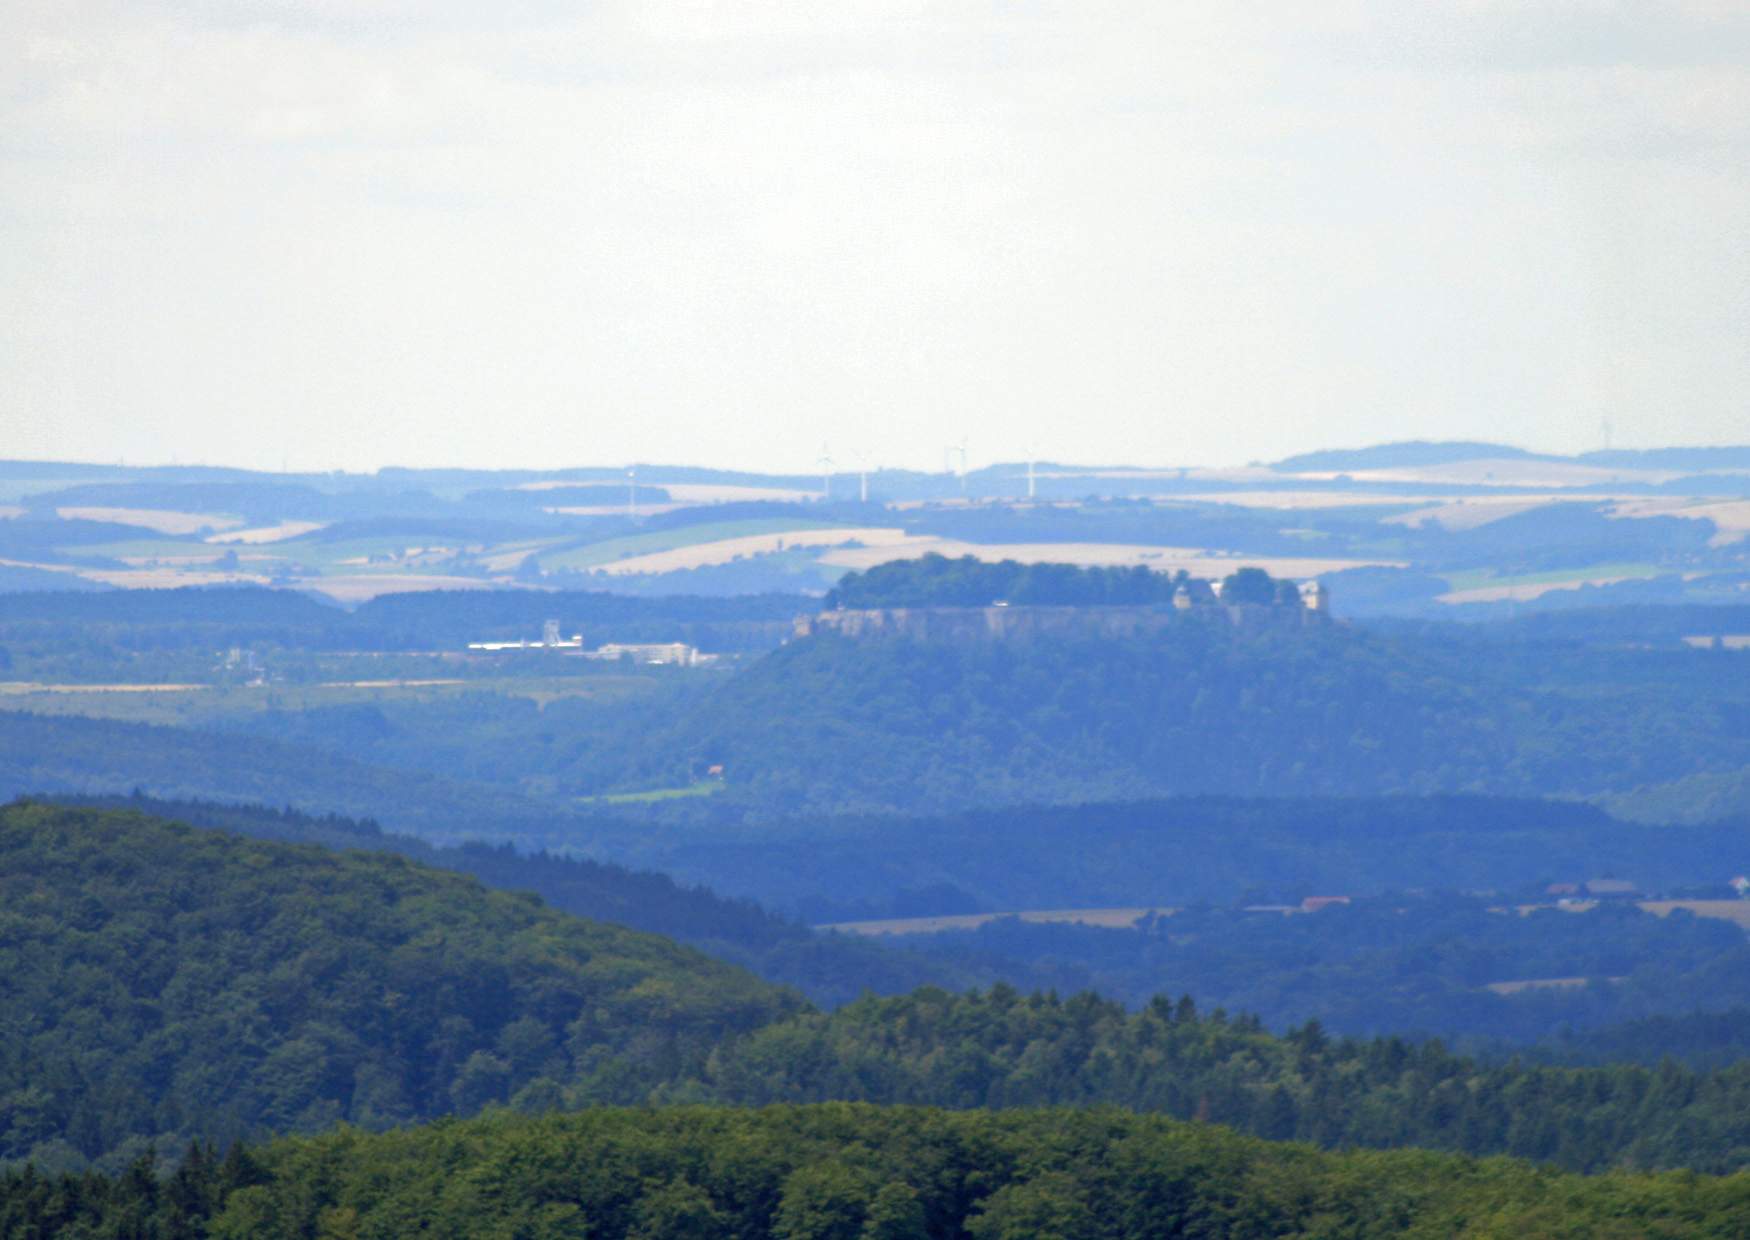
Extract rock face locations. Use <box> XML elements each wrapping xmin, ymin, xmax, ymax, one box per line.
<box><xmin>794</xmin><ymin>601</ymin><xmax>1329</xmax><ymax>642</ymax></box>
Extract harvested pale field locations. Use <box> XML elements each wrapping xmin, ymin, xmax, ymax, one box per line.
<box><xmin>1300</xmin><ymin>459</ymin><xmax>1679</xmax><ymax>489</ymax></box>
<box><xmin>664</xmin><ymin>482</ymin><xmax>820</xmax><ymax>503</ymax></box>
<box><xmin>0</xmin><ymin>681</ymin><xmax>208</xmax><ymax>694</ymax></box>
<box><xmin>817</xmin><ymin>906</ymin><xmax>1177</xmax><ymax>937</ymax></box>
<box><xmin>1483</xmin><ymin>976</ymin><xmax>1622</xmax><ymax>996</ymax></box>
<box><xmin>0</xmin><ymin>505</ymin><xmax>22</xmax><ymax>519</ymax></box>
<box><xmin>0</xmin><ymin>557</ymin><xmax>82</xmax><ymax>576</ymax></box>
<box><xmin>545</xmin><ymin>504</ymin><xmax>686</xmax><ymax>518</ymax></box>
<box><xmin>206</xmin><ymin>520</ymin><xmax>327</xmax><ymax>544</ymax></box>
<box><xmin>1178</xmin><ymin>491</ymin><xmax>1441</xmax><ymax>511</ymax></box>
<box><xmin>1608</xmin><ymin>497</ymin><xmax>1750</xmax><ymax>546</ymax></box>
<box><xmin>56</xmin><ymin>507</ymin><xmax>245</xmax><ymax>535</ymax></box>
<box><xmin>299</xmin><ymin>574</ymin><xmax>519</xmax><ymax>602</ymax></box>
<box><xmin>317</xmin><ymin>679</ymin><xmax>467</xmax><ymax>689</ymax></box>
<box><xmin>475</xmin><ymin>539</ymin><xmax>572</xmax><ymax>572</ymax></box>
<box><xmin>589</xmin><ymin>527</ymin><xmax>919</xmax><ymax>575</ymax></box>
<box><xmin>515</xmin><ymin>480</ymin><xmax>820</xmax><ymax>503</ymax></box>
<box><xmin>81</xmin><ymin>567</ymin><xmax>272</xmax><ymax>589</ymax></box>
<box><xmin>818</xmin><ymin>537</ymin><xmax>1401</xmax><ymax>579</ymax></box>
<box><xmin>1383</xmin><ymin>496</ymin><xmax>1605</xmax><ymax>531</ymax></box>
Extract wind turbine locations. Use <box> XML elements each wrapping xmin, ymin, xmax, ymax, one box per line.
<box><xmin>626</xmin><ymin>467</ymin><xmax>637</xmax><ymax>521</ymax></box>
<box><xmin>818</xmin><ymin>444</ymin><xmax>834</xmax><ymax>501</ymax></box>
<box><xmin>851</xmin><ymin>449</ymin><xmax>871</xmax><ymax>503</ymax></box>
<box><xmin>955</xmin><ymin>438</ymin><xmax>969</xmax><ymax>496</ymax></box>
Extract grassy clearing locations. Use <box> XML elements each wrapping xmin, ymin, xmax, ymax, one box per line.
<box><xmin>0</xmin><ymin>674</ymin><xmax>665</xmax><ymax>727</ymax></box>
<box><xmin>584</xmin><ymin>780</ymin><xmax>725</xmax><ymax>805</ymax></box>
<box><xmin>1438</xmin><ymin>562</ymin><xmax>1664</xmax><ymax>593</ymax></box>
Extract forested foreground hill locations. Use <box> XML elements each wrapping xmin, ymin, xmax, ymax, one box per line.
<box><xmin>48</xmin><ymin>792</ymin><xmax>980</xmax><ymax>1007</ymax></box>
<box><xmin>8</xmin><ymin>1107</ymin><xmax>1749</xmax><ymax>1240</ymax></box>
<box><xmin>0</xmin><ymin>804</ymin><xmax>798</xmax><ymax>1172</ymax></box>
<box><xmin>588</xmin><ymin>624</ymin><xmax>1750</xmax><ymax>813</ymax></box>
<box><xmin>6</xmin><ymin>804</ymin><xmax>1750</xmax><ymax>1180</ymax></box>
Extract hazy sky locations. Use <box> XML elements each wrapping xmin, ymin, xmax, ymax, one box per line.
<box><xmin>4</xmin><ymin>2</ymin><xmax>1747</xmax><ymax>475</ymax></box>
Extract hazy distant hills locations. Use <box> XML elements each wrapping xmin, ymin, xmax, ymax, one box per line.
<box><xmin>1272</xmin><ymin>440</ymin><xmax>1750</xmax><ymax>473</ymax></box>
<box><xmin>4</xmin><ymin>441</ymin><xmax>1747</xmax><ymax>611</ymax></box>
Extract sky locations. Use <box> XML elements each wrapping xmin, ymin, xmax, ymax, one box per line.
<box><xmin>3</xmin><ymin>2</ymin><xmax>1747</xmax><ymax>476</ymax></box>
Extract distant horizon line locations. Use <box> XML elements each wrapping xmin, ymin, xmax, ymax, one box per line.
<box><xmin>5</xmin><ymin>438</ymin><xmax>1750</xmax><ymax>481</ymax></box>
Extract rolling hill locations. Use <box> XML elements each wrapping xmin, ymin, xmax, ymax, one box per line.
<box><xmin>0</xmin><ymin>803</ymin><xmax>799</xmax><ymax>1172</ymax></box>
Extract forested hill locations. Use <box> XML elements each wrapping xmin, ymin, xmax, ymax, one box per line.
<box><xmin>823</xmin><ymin>553</ymin><xmax>1305</xmax><ymax>608</ymax></box>
<box><xmin>6</xmin><ymin>805</ymin><xmax>1750</xmax><ymax>1178</ymax></box>
<box><xmin>12</xmin><ymin>1107</ymin><xmax>1749</xmax><ymax>1240</ymax></box>
<box><xmin>588</xmin><ymin>619</ymin><xmax>1750</xmax><ymax>813</ymax></box>
<box><xmin>46</xmin><ymin>793</ymin><xmax>981</xmax><ymax>1007</ymax></box>
<box><xmin>0</xmin><ymin>804</ymin><xmax>798</xmax><ymax>1173</ymax></box>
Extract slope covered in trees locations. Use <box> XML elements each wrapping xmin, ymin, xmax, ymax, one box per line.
<box><xmin>696</xmin><ymin>987</ymin><xmax>1750</xmax><ymax>1175</ymax></box>
<box><xmin>585</xmin><ymin>621</ymin><xmax>1750</xmax><ymax>813</ymax></box>
<box><xmin>7</xmin><ymin>804</ymin><xmax>1750</xmax><ymax>1180</ymax></box>
<box><xmin>8</xmin><ymin>1104</ymin><xmax>1748</xmax><ymax>1239</ymax></box>
<box><xmin>0</xmin><ymin>804</ymin><xmax>797</xmax><ymax>1172</ymax></box>
<box><xmin>48</xmin><ymin>792</ymin><xmax>981</xmax><ymax>1008</ymax></box>
<box><xmin>823</xmin><ymin>553</ymin><xmax>1305</xmax><ymax>609</ymax></box>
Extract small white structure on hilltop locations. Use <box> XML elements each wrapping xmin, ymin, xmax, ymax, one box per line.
<box><xmin>1299</xmin><ymin>581</ymin><xmax>1330</xmax><ymax>612</ymax></box>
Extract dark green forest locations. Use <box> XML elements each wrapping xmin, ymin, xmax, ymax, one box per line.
<box><xmin>0</xmin><ymin>804</ymin><xmax>796</xmax><ymax>1173</ymax></box>
<box><xmin>7</xmin><ymin>805</ymin><xmax>1750</xmax><ymax>1179</ymax></box>
<box><xmin>576</xmin><ymin>624</ymin><xmax>1750</xmax><ymax>812</ymax></box>
<box><xmin>47</xmin><ymin>794</ymin><xmax>1750</xmax><ymax>1060</ymax></box>
<box><xmin>823</xmin><ymin>554</ymin><xmax>1305</xmax><ymax>609</ymax></box>
<box><xmin>7</xmin><ymin>1105</ymin><xmax>1748</xmax><ymax>1240</ymax></box>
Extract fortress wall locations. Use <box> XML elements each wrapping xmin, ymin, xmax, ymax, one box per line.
<box><xmin>796</xmin><ymin>603</ymin><xmax>1325</xmax><ymax>642</ymax></box>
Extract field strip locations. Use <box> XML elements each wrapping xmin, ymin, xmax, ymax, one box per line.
<box><xmin>1607</xmin><ymin>497</ymin><xmax>1750</xmax><ymax>546</ymax></box>
<box><xmin>514</xmin><ymin>481</ymin><xmax>820</xmax><ymax>503</ymax></box>
<box><xmin>299</xmin><ymin>575</ymin><xmax>514</xmax><ymax>601</ymax></box>
<box><xmin>0</xmin><ymin>681</ymin><xmax>210</xmax><ymax>694</ymax></box>
<box><xmin>1437</xmin><ymin>570</ymin><xmax>1660</xmax><ymax>604</ymax></box>
<box><xmin>1296</xmin><ymin>461</ymin><xmax>1682</xmax><ymax>488</ymax></box>
<box><xmin>55</xmin><ymin>507</ymin><xmax>246</xmax><ymax>535</ymax></box>
<box><xmin>590</xmin><ymin>527</ymin><xmax>918</xmax><ymax>575</ymax></box>
<box><xmin>817</xmin><ymin>906</ymin><xmax>1178</xmax><ymax>936</ymax></box>
<box><xmin>206</xmin><ymin>521</ymin><xmax>328</xmax><ymax>544</ymax></box>
<box><xmin>1483</xmin><ymin>976</ymin><xmax>1625</xmax><ymax>996</ymax></box>
<box><xmin>1175</xmin><ymin>491</ymin><xmax>1449</xmax><ymax>511</ymax></box>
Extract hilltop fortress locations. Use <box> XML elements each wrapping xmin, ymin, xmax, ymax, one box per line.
<box><xmin>795</xmin><ymin>579</ymin><xmax>1331</xmax><ymax>642</ymax></box>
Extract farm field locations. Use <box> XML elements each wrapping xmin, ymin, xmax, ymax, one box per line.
<box><xmin>54</xmin><ymin>506</ymin><xmax>245</xmax><ymax>535</ymax></box>
<box><xmin>1437</xmin><ymin>562</ymin><xmax>1667</xmax><ymax>604</ymax></box>
<box><xmin>537</xmin><ymin>517</ymin><xmax>848</xmax><ymax>572</ymax></box>
<box><xmin>0</xmin><ymin>673</ymin><xmax>666</xmax><ymax>727</ymax></box>
<box><xmin>817</xmin><ymin>906</ymin><xmax>1178</xmax><ymax>936</ymax></box>
<box><xmin>589</xmin><ymin>527</ymin><xmax>919</xmax><ymax>576</ymax></box>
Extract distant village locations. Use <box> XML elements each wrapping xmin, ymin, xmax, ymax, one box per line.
<box><xmin>467</xmin><ymin>620</ymin><xmax>715</xmax><ymax>666</ymax></box>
